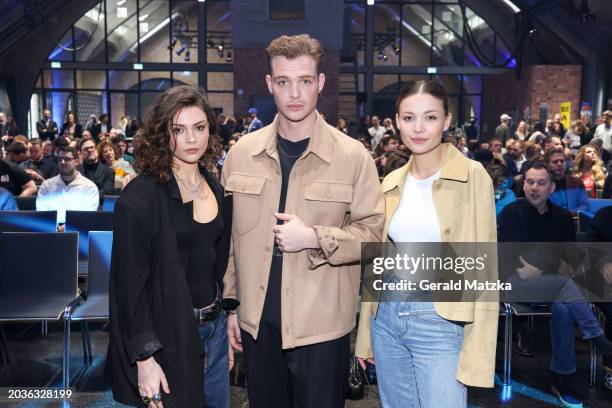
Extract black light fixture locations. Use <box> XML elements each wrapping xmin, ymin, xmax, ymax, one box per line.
<box><xmin>383</xmin><ymin>54</ymin><xmax>388</xmax><ymax>62</ymax></box>
<box><xmin>377</xmin><ymin>48</ymin><xmax>384</xmax><ymax>60</ymax></box>
<box><xmin>176</xmin><ymin>44</ymin><xmax>186</xmax><ymax>56</ymax></box>
<box><xmin>184</xmin><ymin>49</ymin><xmax>191</xmax><ymax>62</ymax></box>
<box><xmin>226</xmin><ymin>50</ymin><xmax>233</xmax><ymax>62</ymax></box>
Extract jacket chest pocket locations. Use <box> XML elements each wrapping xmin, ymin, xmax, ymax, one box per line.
<box><xmin>225</xmin><ymin>174</ymin><xmax>266</xmax><ymax>234</ymax></box>
<box><xmin>304</xmin><ymin>182</ymin><xmax>352</xmax><ymax>226</ymax></box>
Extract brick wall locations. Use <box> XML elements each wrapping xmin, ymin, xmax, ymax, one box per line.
<box><xmin>482</xmin><ymin>65</ymin><xmax>582</xmax><ymax>136</ymax></box>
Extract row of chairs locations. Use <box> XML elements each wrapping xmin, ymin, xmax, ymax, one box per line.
<box><xmin>14</xmin><ymin>195</ymin><xmax>119</xmax><ymax>212</ymax></box>
<box><xmin>0</xmin><ymin>231</ymin><xmax>112</xmax><ymax>389</ymax></box>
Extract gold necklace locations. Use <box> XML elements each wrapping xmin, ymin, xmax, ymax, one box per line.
<box><xmin>175</xmin><ymin>171</ymin><xmax>202</xmax><ymax>194</ymax></box>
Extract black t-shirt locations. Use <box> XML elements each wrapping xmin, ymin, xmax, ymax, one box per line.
<box><xmin>181</xmin><ymin>210</ymin><xmax>224</xmax><ymax>308</ymax></box>
<box><xmin>0</xmin><ymin>159</ymin><xmax>31</xmax><ymax>195</ymax></box>
<box><xmin>261</xmin><ymin>135</ymin><xmax>310</xmax><ymax>327</ymax></box>
<box><xmin>21</xmin><ymin>158</ymin><xmax>58</xmax><ymax>180</ymax></box>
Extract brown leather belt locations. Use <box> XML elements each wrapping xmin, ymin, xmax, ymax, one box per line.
<box><xmin>193</xmin><ymin>300</ymin><xmax>221</xmax><ymax>324</ymax></box>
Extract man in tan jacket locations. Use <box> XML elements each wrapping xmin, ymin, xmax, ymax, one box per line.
<box><xmin>221</xmin><ymin>34</ymin><xmax>384</xmax><ymax>407</ymax></box>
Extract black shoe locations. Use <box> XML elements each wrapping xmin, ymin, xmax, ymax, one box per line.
<box><xmin>513</xmin><ymin>331</ymin><xmax>533</xmax><ymax>357</ymax></box>
<box><xmin>550</xmin><ymin>373</ymin><xmax>584</xmax><ymax>408</ymax></box>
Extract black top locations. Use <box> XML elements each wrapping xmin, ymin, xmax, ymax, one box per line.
<box><xmin>180</xmin><ymin>208</ymin><xmax>224</xmax><ymax>308</ymax></box>
<box><xmin>20</xmin><ymin>158</ymin><xmax>58</xmax><ymax>180</ymax></box>
<box><xmin>106</xmin><ymin>168</ymin><xmax>232</xmax><ymax>408</ymax></box>
<box><xmin>0</xmin><ymin>159</ymin><xmax>31</xmax><ymax>195</ymax></box>
<box><xmin>78</xmin><ymin>161</ymin><xmax>115</xmax><ymax>195</ymax></box>
<box><xmin>262</xmin><ymin>135</ymin><xmax>309</xmax><ymax>327</ymax></box>
<box><xmin>498</xmin><ymin>198</ymin><xmax>575</xmax><ymax>275</ymax></box>
<box><xmin>586</xmin><ymin>206</ymin><xmax>612</xmax><ymax>242</ymax></box>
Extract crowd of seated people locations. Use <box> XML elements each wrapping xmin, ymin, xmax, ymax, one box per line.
<box><xmin>1</xmin><ymin>105</ymin><xmax>611</xmax><ymax>406</ymax></box>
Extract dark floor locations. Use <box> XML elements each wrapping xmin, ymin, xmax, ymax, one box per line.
<box><xmin>0</xmin><ymin>319</ymin><xmax>610</xmax><ymax>408</ymax></box>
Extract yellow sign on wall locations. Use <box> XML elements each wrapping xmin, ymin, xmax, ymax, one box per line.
<box><xmin>560</xmin><ymin>102</ymin><xmax>571</xmax><ymax>130</ymax></box>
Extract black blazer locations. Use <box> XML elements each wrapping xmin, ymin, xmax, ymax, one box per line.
<box><xmin>36</xmin><ymin>119</ymin><xmax>59</xmax><ymax>141</ymax></box>
<box><xmin>105</xmin><ymin>168</ymin><xmax>232</xmax><ymax>407</ymax></box>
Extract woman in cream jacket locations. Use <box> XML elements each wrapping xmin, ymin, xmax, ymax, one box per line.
<box><xmin>355</xmin><ymin>80</ymin><xmax>498</xmax><ymax>408</ymax></box>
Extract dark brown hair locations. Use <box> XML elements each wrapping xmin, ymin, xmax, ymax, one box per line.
<box><xmin>265</xmin><ymin>34</ymin><xmax>325</xmax><ymax>74</ymax></box>
<box><xmin>133</xmin><ymin>85</ymin><xmax>218</xmax><ymax>183</ymax></box>
<box><xmin>395</xmin><ymin>80</ymin><xmax>449</xmax><ymax>116</ymax></box>
<box><xmin>544</xmin><ymin>147</ymin><xmax>565</xmax><ymax>163</ymax></box>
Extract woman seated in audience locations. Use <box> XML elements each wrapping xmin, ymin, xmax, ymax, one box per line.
<box><xmin>336</xmin><ymin>117</ymin><xmax>349</xmax><ymax>135</ymax></box>
<box><xmin>98</xmin><ymin>140</ymin><xmax>134</xmax><ymax>190</ymax></box>
<box><xmin>563</xmin><ymin>120</ymin><xmax>586</xmax><ymax>154</ymax></box>
<box><xmin>487</xmin><ymin>162</ymin><xmax>516</xmax><ymax>217</ymax></box>
<box><xmin>514</xmin><ymin>120</ymin><xmax>528</xmax><ymax>141</ymax></box>
<box><xmin>572</xmin><ymin>144</ymin><xmax>606</xmax><ymax>198</ymax></box>
<box><xmin>382</xmin><ymin>117</ymin><xmax>397</xmax><ymax>135</ymax></box>
<box><xmin>60</xmin><ymin>111</ymin><xmax>83</xmax><ymax>139</ymax></box>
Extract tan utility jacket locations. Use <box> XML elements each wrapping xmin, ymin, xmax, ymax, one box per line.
<box><xmin>355</xmin><ymin>143</ymin><xmax>499</xmax><ymax>388</ymax></box>
<box><xmin>221</xmin><ymin>112</ymin><xmax>384</xmax><ymax>349</ymax></box>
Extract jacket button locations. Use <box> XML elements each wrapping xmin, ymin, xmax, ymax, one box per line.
<box><xmin>444</xmin><ymin>228</ymin><xmax>451</xmax><ymax>235</ymax></box>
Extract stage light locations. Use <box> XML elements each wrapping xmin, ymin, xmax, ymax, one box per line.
<box><xmin>184</xmin><ymin>50</ymin><xmax>191</xmax><ymax>62</ymax></box>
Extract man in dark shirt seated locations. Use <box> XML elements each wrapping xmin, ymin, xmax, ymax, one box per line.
<box><xmin>546</xmin><ymin>147</ymin><xmax>589</xmax><ymax>214</ymax></box>
<box><xmin>20</xmin><ymin>138</ymin><xmax>58</xmax><ymax>184</ymax></box>
<box><xmin>585</xmin><ymin>206</ymin><xmax>612</xmax><ymax>391</ymax></box>
<box><xmin>76</xmin><ymin>138</ymin><xmax>115</xmax><ymax>195</ymax></box>
<box><xmin>499</xmin><ymin>161</ymin><xmax>612</xmax><ymax>407</ymax></box>
<box><xmin>0</xmin><ymin>158</ymin><xmax>37</xmax><ymax>197</ymax></box>
<box><xmin>6</xmin><ymin>142</ymin><xmax>28</xmax><ymax>165</ymax></box>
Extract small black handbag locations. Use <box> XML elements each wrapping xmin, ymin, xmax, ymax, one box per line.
<box><xmin>346</xmin><ymin>356</ymin><xmax>366</xmax><ymax>400</ymax></box>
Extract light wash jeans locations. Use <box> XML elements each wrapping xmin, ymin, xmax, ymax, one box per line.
<box><xmin>371</xmin><ymin>301</ymin><xmax>466</xmax><ymax>408</ymax></box>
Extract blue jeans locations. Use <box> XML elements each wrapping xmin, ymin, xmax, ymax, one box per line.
<box><xmin>198</xmin><ymin>313</ymin><xmax>229</xmax><ymax>408</ymax></box>
<box><xmin>371</xmin><ymin>302</ymin><xmax>466</xmax><ymax>408</ymax></box>
<box><xmin>550</xmin><ymin>301</ymin><xmax>603</xmax><ymax>374</ymax></box>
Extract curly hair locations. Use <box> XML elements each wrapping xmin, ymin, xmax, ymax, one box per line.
<box><xmin>572</xmin><ymin>144</ymin><xmax>606</xmax><ymax>189</ymax></box>
<box><xmin>133</xmin><ymin>85</ymin><xmax>218</xmax><ymax>183</ymax></box>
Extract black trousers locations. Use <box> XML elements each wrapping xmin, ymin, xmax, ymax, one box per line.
<box><xmin>241</xmin><ymin>322</ymin><xmax>350</xmax><ymax>408</ymax></box>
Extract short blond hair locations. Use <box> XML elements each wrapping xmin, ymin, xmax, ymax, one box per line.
<box><xmin>265</xmin><ymin>34</ymin><xmax>324</xmax><ymax>74</ymax></box>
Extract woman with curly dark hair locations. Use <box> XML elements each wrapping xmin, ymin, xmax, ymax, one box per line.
<box><xmin>106</xmin><ymin>85</ymin><xmax>233</xmax><ymax>408</ymax></box>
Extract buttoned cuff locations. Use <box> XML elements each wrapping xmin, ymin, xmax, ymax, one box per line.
<box><xmin>306</xmin><ymin>226</ymin><xmax>339</xmax><ymax>269</ymax></box>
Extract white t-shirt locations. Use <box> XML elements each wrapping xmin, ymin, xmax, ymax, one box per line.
<box><xmin>36</xmin><ymin>171</ymin><xmax>100</xmax><ymax>224</ymax></box>
<box><xmin>594</xmin><ymin>124</ymin><xmax>612</xmax><ymax>151</ymax></box>
<box><xmin>387</xmin><ymin>170</ymin><xmax>442</xmax><ymax>243</ymax></box>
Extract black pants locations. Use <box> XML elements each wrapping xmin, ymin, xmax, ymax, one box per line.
<box><xmin>242</xmin><ymin>322</ymin><xmax>350</xmax><ymax>408</ymax></box>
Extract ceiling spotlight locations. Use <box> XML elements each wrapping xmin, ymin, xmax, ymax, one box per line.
<box><xmin>217</xmin><ymin>43</ymin><xmax>224</xmax><ymax>52</ymax></box>
<box><xmin>217</xmin><ymin>42</ymin><xmax>225</xmax><ymax>58</ymax></box>
<box><xmin>184</xmin><ymin>50</ymin><xmax>191</xmax><ymax>62</ymax></box>
<box><xmin>226</xmin><ymin>51</ymin><xmax>233</xmax><ymax>62</ymax></box>
<box><xmin>176</xmin><ymin>44</ymin><xmax>186</xmax><ymax>56</ymax></box>
<box><xmin>528</xmin><ymin>27</ymin><xmax>537</xmax><ymax>38</ymax></box>
<box><xmin>383</xmin><ymin>54</ymin><xmax>388</xmax><ymax>62</ymax></box>
<box><xmin>167</xmin><ymin>38</ymin><xmax>177</xmax><ymax>50</ymax></box>
<box><xmin>394</xmin><ymin>45</ymin><xmax>400</xmax><ymax>55</ymax></box>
